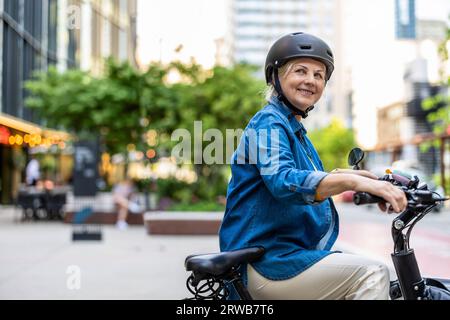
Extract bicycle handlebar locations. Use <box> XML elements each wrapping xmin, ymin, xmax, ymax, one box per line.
<box><xmin>353</xmin><ymin>192</ymin><xmax>384</xmax><ymax>205</ymax></box>
<box><xmin>354</xmin><ymin>189</ymin><xmax>448</xmax><ymax>207</ymax></box>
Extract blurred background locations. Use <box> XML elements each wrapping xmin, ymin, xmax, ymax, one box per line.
<box><xmin>0</xmin><ymin>0</ymin><xmax>449</xmax><ymax>300</ymax></box>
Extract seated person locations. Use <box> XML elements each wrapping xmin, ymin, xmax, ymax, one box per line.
<box><xmin>112</xmin><ymin>178</ymin><xmax>140</xmax><ymax>230</ymax></box>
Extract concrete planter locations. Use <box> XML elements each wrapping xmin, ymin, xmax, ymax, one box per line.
<box><xmin>64</xmin><ymin>211</ymin><xmax>144</xmax><ymax>225</ymax></box>
<box><xmin>63</xmin><ymin>191</ymin><xmax>147</xmax><ymax>225</ymax></box>
<box><xmin>144</xmin><ymin>211</ymin><xmax>223</xmax><ymax>235</ymax></box>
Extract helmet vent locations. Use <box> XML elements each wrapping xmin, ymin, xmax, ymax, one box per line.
<box><xmin>300</xmin><ymin>45</ymin><xmax>311</xmax><ymax>50</ymax></box>
<box><xmin>327</xmin><ymin>50</ymin><xmax>333</xmax><ymax>58</ymax></box>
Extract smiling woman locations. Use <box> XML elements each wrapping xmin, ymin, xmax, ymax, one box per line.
<box><xmin>278</xmin><ymin>58</ymin><xmax>326</xmax><ymax>112</ymax></box>
<box><xmin>219</xmin><ymin>32</ymin><xmax>408</xmax><ymax>300</ymax></box>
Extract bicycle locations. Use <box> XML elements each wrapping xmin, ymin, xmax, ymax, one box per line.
<box><xmin>184</xmin><ymin>148</ymin><xmax>450</xmax><ymax>300</ymax></box>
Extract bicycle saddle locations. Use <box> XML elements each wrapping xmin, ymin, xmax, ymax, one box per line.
<box><xmin>185</xmin><ymin>247</ymin><xmax>265</xmax><ymax>277</ymax></box>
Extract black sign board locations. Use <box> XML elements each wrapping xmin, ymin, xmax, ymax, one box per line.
<box><xmin>73</xmin><ymin>141</ymin><xmax>98</xmax><ymax>196</ymax></box>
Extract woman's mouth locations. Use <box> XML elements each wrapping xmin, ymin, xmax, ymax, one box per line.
<box><xmin>297</xmin><ymin>89</ymin><xmax>314</xmax><ymax>96</ymax></box>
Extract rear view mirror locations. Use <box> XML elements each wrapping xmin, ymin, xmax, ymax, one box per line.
<box><xmin>348</xmin><ymin>148</ymin><xmax>365</xmax><ymax>170</ymax></box>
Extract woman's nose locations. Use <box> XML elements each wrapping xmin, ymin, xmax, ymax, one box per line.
<box><xmin>303</xmin><ymin>73</ymin><xmax>315</xmax><ymax>84</ymax></box>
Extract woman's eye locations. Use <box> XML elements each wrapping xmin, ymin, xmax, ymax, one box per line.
<box><xmin>314</xmin><ymin>73</ymin><xmax>323</xmax><ymax>80</ymax></box>
<box><xmin>295</xmin><ymin>68</ymin><xmax>306</xmax><ymax>74</ymax></box>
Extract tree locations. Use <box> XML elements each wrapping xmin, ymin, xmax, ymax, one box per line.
<box><xmin>421</xmin><ymin>27</ymin><xmax>450</xmax><ymax>192</ymax></box>
<box><xmin>168</xmin><ymin>62</ymin><xmax>266</xmax><ymax>202</ymax></box>
<box><xmin>309</xmin><ymin>119</ymin><xmax>356</xmax><ymax>171</ymax></box>
<box><xmin>25</xmin><ymin>58</ymin><xmax>266</xmax><ymax>204</ymax></box>
<box><xmin>422</xmin><ymin>27</ymin><xmax>450</xmax><ymax>138</ymax></box>
<box><xmin>25</xmin><ymin>59</ymin><xmax>176</xmax><ymax>156</ymax></box>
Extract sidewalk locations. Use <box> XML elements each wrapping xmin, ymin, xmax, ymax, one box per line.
<box><xmin>1</xmin><ymin>203</ymin><xmax>449</xmax><ymax>299</ymax></box>
<box><xmin>335</xmin><ymin>202</ymin><xmax>450</xmax><ymax>279</ymax></box>
<box><xmin>0</xmin><ymin>206</ymin><xmax>218</xmax><ymax>300</ymax></box>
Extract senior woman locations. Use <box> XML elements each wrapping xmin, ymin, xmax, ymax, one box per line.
<box><xmin>219</xmin><ymin>32</ymin><xmax>407</xmax><ymax>300</ymax></box>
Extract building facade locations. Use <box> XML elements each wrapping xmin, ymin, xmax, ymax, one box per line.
<box><xmin>227</xmin><ymin>0</ymin><xmax>351</xmax><ymax>131</ymax></box>
<box><xmin>366</xmin><ymin>0</ymin><xmax>449</xmax><ymax>192</ymax></box>
<box><xmin>0</xmin><ymin>0</ymin><xmax>137</xmax><ymax>204</ymax></box>
<box><xmin>69</xmin><ymin>0</ymin><xmax>137</xmax><ymax>75</ymax></box>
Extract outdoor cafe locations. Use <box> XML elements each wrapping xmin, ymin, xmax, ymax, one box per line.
<box><xmin>16</xmin><ymin>183</ymin><xmax>69</xmax><ymax>221</ymax></box>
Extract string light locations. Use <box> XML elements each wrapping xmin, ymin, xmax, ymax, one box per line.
<box><xmin>146</xmin><ymin>149</ymin><xmax>156</xmax><ymax>159</ymax></box>
<box><xmin>15</xmin><ymin>135</ymin><xmax>23</xmax><ymax>145</ymax></box>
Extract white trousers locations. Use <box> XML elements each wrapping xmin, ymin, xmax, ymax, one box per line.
<box><xmin>247</xmin><ymin>253</ymin><xmax>390</xmax><ymax>300</ymax></box>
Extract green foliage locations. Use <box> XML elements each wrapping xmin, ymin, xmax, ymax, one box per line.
<box><xmin>40</xmin><ymin>154</ymin><xmax>57</xmax><ymax>171</ymax></box>
<box><xmin>39</xmin><ymin>154</ymin><xmax>57</xmax><ymax>180</ymax></box>
<box><xmin>421</xmin><ymin>27</ymin><xmax>450</xmax><ymax>150</ymax></box>
<box><xmin>420</xmin><ymin>27</ymin><xmax>449</xmax><ymax>194</ymax></box>
<box><xmin>309</xmin><ymin>118</ymin><xmax>357</xmax><ymax>171</ymax></box>
<box><xmin>433</xmin><ymin>173</ymin><xmax>450</xmax><ymax>194</ymax></box>
<box><xmin>423</xmin><ymin>94</ymin><xmax>450</xmax><ymax>135</ymax></box>
<box><xmin>25</xmin><ymin>59</ymin><xmax>176</xmax><ymax>155</ymax></box>
<box><xmin>167</xmin><ymin>62</ymin><xmax>265</xmax><ymax>203</ymax></box>
<box><xmin>24</xmin><ymin>57</ymin><xmax>266</xmax><ymax>205</ymax></box>
<box><xmin>155</xmin><ymin>177</ymin><xmax>192</xmax><ymax>203</ymax></box>
<box><xmin>168</xmin><ymin>201</ymin><xmax>225</xmax><ymax>212</ymax></box>
<box><xmin>24</xmin><ymin>67</ymin><xmax>96</xmax><ymax>132</ymax></box>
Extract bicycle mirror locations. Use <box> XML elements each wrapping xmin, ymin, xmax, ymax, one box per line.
<box><xmin>348</xmin><ymin>148</ymin><xmax>365</xmax><ymax>169</ymax></box>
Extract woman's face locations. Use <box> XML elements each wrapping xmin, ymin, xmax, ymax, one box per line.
<box><xmin>279</xmin><ymin>57</ymin><xmax>326</xmax><ymax>112</ymax></box>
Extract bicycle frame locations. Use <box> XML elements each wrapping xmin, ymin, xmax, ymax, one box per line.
<box><xmin>390</xmin><ymin>207</ymin><xmax>428</xmax><ymax>300</ymax></box>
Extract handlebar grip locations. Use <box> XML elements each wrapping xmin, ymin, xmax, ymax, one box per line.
<box><xmin>353</xmin><ymin>192</ymin><xmax>384</xmax><ymax>205</ymax></box>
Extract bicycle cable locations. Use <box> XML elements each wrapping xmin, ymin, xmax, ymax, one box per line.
<box><xmin>185</xmin><ymin>275</ymin><xmax>228</xmax><ymax>300</ymax></box>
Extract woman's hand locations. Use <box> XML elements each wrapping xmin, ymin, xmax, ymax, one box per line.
<box><xmin>331</xmin><ymin>168</ymin><xmax>378</xmax><ymax>180</ymax></box>
<box><xmin>316</xmin><ymin>172</ymin><xmax>407</xmax><ymax>213</ymax></box>
<box><xmin>353</xmin><ymin>177</ymin><xmax>407</xmax><ymax>213</ymax></box>
<box><xmin>332</xmin><ymin>169</ymin><xmax>405</xmax><ymax>213</ymax></box>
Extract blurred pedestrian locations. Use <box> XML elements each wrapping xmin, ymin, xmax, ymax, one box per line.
<box><xmin>112</xmin><ymin>178</ymin><xmax>139</xmax><ymax>230</ymax></box>
<box><xmin>25</xmin><ymin>154</ymin><xmax>40</xmax><ymax>187</ymax></box>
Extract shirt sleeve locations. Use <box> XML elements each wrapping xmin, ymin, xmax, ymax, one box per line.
<box><xmin>240</xmin><ymin>113</ymin><xmax>329</xmax><ymax>205</ymax></box>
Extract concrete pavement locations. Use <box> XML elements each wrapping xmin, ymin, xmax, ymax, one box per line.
<box><xmin>336</xmin><ymin>202</ymin><xmax>450</xmax><ymax>279</ymax></box>
<box><xmin>1</xmin><ymin>203</ymin><xmax>449</xmax><ymax>299</ymax></box>
<box><xmin>0</xmin><ymin>206</ymin><xmax>219</xmax><ymax>300</ymax></box>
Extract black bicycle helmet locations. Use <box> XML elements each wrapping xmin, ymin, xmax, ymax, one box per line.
<box><xmin>265</xmin><ymin>32</ymin><xmax>335</xmax><ymax>118</ymax></box>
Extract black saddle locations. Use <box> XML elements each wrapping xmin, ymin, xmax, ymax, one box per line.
<box><xmin>185</xmin><ymin>247</ymin><xmax>265</xmax><ymax>277</ymax></box>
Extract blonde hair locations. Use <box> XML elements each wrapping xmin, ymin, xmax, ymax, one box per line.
<box><xmin>264</xmin><ymin>60</ymin><xmax>298</xmax><ymax>101</ymax></box>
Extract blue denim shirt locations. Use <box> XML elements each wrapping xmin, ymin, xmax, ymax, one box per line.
<box><xmin>219</xmin><ymin>96</ymin><xmax>340</xmax><ymax>287</ymax></box>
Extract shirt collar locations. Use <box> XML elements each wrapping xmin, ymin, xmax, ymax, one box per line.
<box><xmin>269</xmin><ymin>96</ymin><xmax>308</xmax><ymax>136</ymax></box>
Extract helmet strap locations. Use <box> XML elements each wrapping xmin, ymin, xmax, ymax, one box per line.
<box><xmin>273</xmin><ymin>69</ymin><xmax>314</xmax><ymax>119</ymax></box>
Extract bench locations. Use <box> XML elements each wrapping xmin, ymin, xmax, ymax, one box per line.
<box><xmin>63</xmin><ymin>192</ymin><xmax>145</xmax><ymax>225</ymax></box>
<box><xmin>64</xmin><ymin>211</ymin><xmax>144</xmax><ymax>225</ymax></box>
<box><xmin>144</xmin><ymin>211</ymin><xmax>223</xmax><ymax>235</ymax></box>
